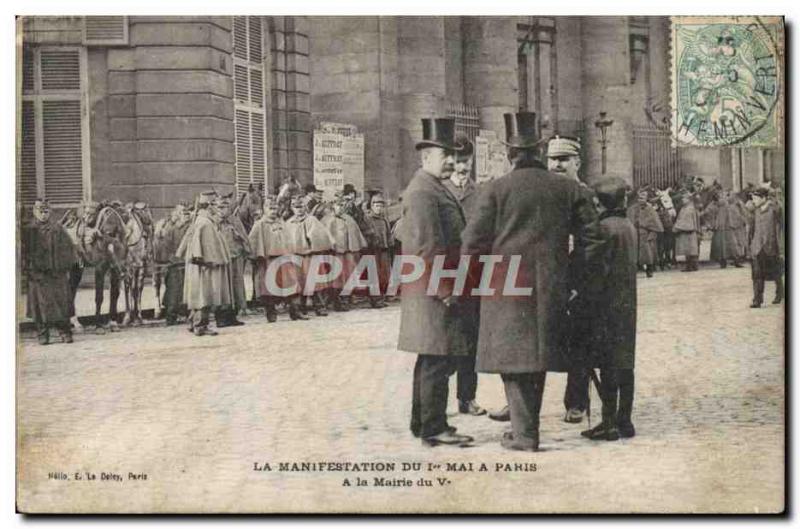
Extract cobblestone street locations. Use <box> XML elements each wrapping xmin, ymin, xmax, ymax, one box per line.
<box><xmin>16</xmin><ymin>265</ymin><xmax>784</xmax><ymax>513</ymax></box>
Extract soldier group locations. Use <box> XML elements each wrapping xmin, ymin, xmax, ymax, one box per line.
<box><xmin>21</xmin><ymin>112</ymin><xmax>784</xmax><ymax>453</ymax></box>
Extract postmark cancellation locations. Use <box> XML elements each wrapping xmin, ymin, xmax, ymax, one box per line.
<box><xmin>670</xmin><ymin>16</ymin><xmax>784</xmax><ymax>148</ymax></box>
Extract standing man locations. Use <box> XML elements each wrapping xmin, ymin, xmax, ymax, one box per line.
<box><xmin>749</xmin><ymin>187</ymin><xmax>784</xmax><ymax>307</ymax></box>
<box><xmin>361</xmin><ymin>192</ymin><xmax>393</xmax><ymax>308</ymax></box>
<box><xmin>546</xmin><ymin>135</ymin><xmax>597</xmax><ymax>425</ymax></box>
<box><xmin>216</xmin><ymin>192</ymin><xmax>251</xmax><ymax>326</ymax></box>
<box><xmin>177</xmin><ymin>191</ymin><xmax>233</xmax><ymax>336</ymax></box>
<box><xmin>22</xmin><ymin>198</ymin><xmax>78</xmax><ymax>345</ymax></box>
<box><xmin>159</xmin><ymin>202</ymin><xmax>192</xmax><ymax>325</ymax></box>
<box><xmin>442</xmin><ymin>132</ymin><xmax>486</xmax><ymax>417</ymax></box>
<box><xmin>461</xmin><ymin>112</ymin><xmax>602</xmax><ymax>451</ymax></box>
<box><xmin>627</xmin><ymin>188</ymin><xmax>664</xmax><ymax>278</ymax></box>
<box><xmin>398</xmin><ymin>117</ymin><xmax>475</xmax><ymax>447</ymax></box>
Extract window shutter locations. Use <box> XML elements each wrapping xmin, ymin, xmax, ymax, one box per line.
<box><xmin>251</xmin><ymin>113</ymin><xmax>265</xmax><ymax>189</ymax></box>
<box><xmin>233</xmin><ymin>17</ymin><xmax>248</xmax><ymax>60</ymax></box>
<box><xmin>40</xmin><ymin>50</ymin><xmax>81</xmax><ymax>91</ymax></box>
<box><xmin>248</xmin><ymin>17</ymin><xmax>263</xmax><ymax>63</ymax></box>
<box><xmin>249</xmin><ymin>67</ymin><xmax>263</xmax><ymax>107</ymax></box>
<box><xmin>83</xmin><ymin>16</ymin><xmax>129</xmax><ymax>46</ymax></box>
<box><xmin>235</xmin><ymin>109</ymin><xmax>252</xmax><ymax>194</ymax></box>
<box><xmin>42</xmin><ymin>100</ymin><xmax>83</xmax><ymax>204</ymax></box>
<box><xmin>22</xmin><ymin>47</ymin><xmax>34</xmax><ymax>92</ymax></box>
<box><xmin>234</xmin><ymin>64</ymin><xmax>249</xmax><ymax>102</ymax></box>
<box><xmin>232</xmin><ymin>16</ymin><xmax>267</xmax><ymax>194</ymax></box>
<box><xmin>19</xmin><ymin>101</ymin><xmax>38</xmax><ymax>205</ymax></box>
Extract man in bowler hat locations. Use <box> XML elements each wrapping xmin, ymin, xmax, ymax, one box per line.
<box><xmin>397</xmin><ymin>117</ymin><xmax>475</xmax><ymax>447</ymax></box>
<box><xmin>461</xmin><ymin>112</ymin><xmax>603</xmax><ymax>451</ymax></box>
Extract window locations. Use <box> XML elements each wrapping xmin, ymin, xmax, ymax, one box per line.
<box><xmin>19</xmin><ymin>46</ymin><xmax>88</xmax><ymax>207</ymax></box>
<box><xmin>232</xmin><ymin>16</ymin><xmax>267</xmax><ymax>195</ymax></box>
<box><xmin>83</xmin><ymin>16</ymin><xmax>128</xmax><ymax>46</ymax></box>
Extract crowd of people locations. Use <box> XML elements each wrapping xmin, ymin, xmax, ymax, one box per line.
<box><xmin>21</xmin><ymin>112</ymin><xmax>784</xmax><ymax>452</ymax></box>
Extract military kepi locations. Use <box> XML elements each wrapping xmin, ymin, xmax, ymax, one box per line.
<box><xmin>503</xmin><ymin>112</ymin><xmax>541</xmax><ymax>148</ymax></box>
<box><xmin>416</xmin><ymin>118</ymin><xmax>459</xmax><ymax>151</ymax></box>
<box><xmin>547</xmin><ymin>135</ymin><xmax>581</xmax><ymax>157</ymax></box>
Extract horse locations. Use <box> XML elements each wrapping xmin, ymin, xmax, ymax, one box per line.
<box><xmin>61</xmin><ymin>202</ymin><xmax>128</xmax><ymax>332</ymax></box>
<box><xmin>121</xmin><ymin>202</ymin><xmax>154</xmax><ymax>326</ymax></box>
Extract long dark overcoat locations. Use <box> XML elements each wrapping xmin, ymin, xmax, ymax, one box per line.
<box><xmin>460</xmin><ymin>164</ymin><xmax>603</xmax><ymax>373</ymax></box>
<box><xmin>705</xmin><ymin>201</ymin><xmax>740</xmax><ymax>261</ymax></box>
<box><xmin>576</xmin><ymin>212</ymin><xmax>638</xmax><ymax>369</ymax></box>
<box><xmin>397</xmin><ymin>169</ymin><xmax>473</xmax><ymax>357</ymax></box>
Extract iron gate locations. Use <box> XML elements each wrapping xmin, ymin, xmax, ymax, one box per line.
<box><xmin>633</xmin><ymin>126</ymin><xmax>682</xmax><ymax>190</ymax></box>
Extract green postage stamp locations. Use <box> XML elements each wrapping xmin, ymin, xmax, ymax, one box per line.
<box><xmin>671</xmin><ymin>16</ymin><xmax>784</xmax><ymax>148</ymax></box>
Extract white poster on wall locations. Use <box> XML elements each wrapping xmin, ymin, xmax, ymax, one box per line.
<box><xmin>313</xmin><ymin>131</ymin><xmax>344</xmax><ymax>200</ymax></box>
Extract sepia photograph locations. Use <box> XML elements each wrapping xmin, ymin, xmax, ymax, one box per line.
<box><xmin>11</xmin><ymin>10</ymin><xmax>786</xmax><ymax>515</ymax></box>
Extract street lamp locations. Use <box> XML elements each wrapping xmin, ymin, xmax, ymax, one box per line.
<box><xmin>594</xmin><ymin>111</ymin><xmax>614</xmax><ymax>175</ymax></box>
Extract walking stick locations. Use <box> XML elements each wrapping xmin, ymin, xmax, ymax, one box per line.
<box><xmin>587</xmin><ymin>367</ymin><xmax>602</xmax><ymax>429</ymax></box>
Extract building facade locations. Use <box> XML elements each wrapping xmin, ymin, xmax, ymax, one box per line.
<box><xmin>18</xmin><ymin>16</ymin><xmax>784</xmax><ymax>219</ymax></box>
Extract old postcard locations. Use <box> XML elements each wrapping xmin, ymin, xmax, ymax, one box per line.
<box><xmin>15</xmin><ymin>15</ymin><xmax>785</xmax><ymax>514</ymax></box>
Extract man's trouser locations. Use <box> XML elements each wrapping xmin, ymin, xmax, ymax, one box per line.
<box><xmin>410</xmin><ymin>355</ymin><xmax>457</xmax><ymax>438</ymax></box>
<box><xmin>564</xmin><ymin>368</ymin><xmax>590</xmax><ymax>412</ymax></box>
<box><xmin>501</xmin><ymin>372</ymin><xmax>547</xmax><ymax>441</ymax></box>
<box><xmin>599</xmin><ymin>368</ymin><xmax>634</xmax><ymax>426</ymax></box>
<box><xmin>456</xmin><ymin>355</ymin><xmax>478</xmax><ymax>402</ymax></box>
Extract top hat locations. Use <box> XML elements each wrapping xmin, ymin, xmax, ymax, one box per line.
<box><xmin>416</xmin><ymin>118</ymin><xmax>460</xmax><ymax>151</ymax></box>
<box><xmin>342</xmin><ymin>183</ymin><xmax>357</xmax><ymax>196</ymax></box>
<box><xmin>503</xmin><ymin>112</ymin><xmax>542</xmax><ymax>149</ymax></box>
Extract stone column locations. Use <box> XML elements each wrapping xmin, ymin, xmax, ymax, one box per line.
<box><xmin>107</xmin><ymin>16</ymin><xmax>235</xmax><ymax>217</ymax></box>
<box><xmin>581</xmin><ymin>16</ymin><xmax>633</xmax><ymax>184</ymax></box>
<box><xmin>396</xmin><ymin>16</ymin><xmax>447</xmax><ymax>189</ymax></box>
<box><xmin>462</xmin><ymin>17</ymin><xmax>517</xmax><ymax>139</ymax></box>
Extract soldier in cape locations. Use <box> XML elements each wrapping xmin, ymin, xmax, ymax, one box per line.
<box><xmin>22</xmin><ymin>198</ymin><xmax>78</xmax><ymax>345</ymax></box>
<box><xmin>177</xmin><ymin>191</ymin><xmax>233</xmax><ymax>336</ymax></box>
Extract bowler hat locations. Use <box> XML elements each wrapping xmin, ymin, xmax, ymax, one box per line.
<box><xmin>503</xmin><ymin>112</ymin><xmax>542</xmax><ymax>149</ymax></box>
<box><xmin>415</xmin><ymin>118</ymin><xmax>459</xmax><ymax>151</ymax></box>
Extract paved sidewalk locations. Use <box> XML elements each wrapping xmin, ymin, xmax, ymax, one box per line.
<box><xmin>16</xmin><ymin>265</ymin><xmax>784</xmax><ymax>513</ymax></box>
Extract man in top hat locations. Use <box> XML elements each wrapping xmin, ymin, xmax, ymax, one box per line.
<box><xmin>748</xmin><ymin>187</ymin><xmax>784</xmax><ymax>307</ymax></box>
<box><xmin>546</xmin><ymin>134</ymin><xmax>598</xmax><ymax>425</ymax></box>
<box><xmin>461</xmin><ymin>112</ymin><xmax>603</xmax><ymax>451</ymax></box>
<box><xmin>442</xmin><ymin>132</ymin><xmax>486</xmax><ymax>418</ymax></box>
<box><xmin>177</xmin><ymin>191</ymin><xmax>232</xmax><ymax>336</ymax></box>
<box><xmin>215</xmin><ymin>192</ymin><xmax>252</xmax><ymax>326</ymax></box>
<box><xmin>398</xmin><ymin>117</ymin><xmax>475</xmax><ymax>447</ymax></box>
<box><xmin>22</xmin><ymin>198</ymin><xmax>79</xmax><ymax>345</ymax></box>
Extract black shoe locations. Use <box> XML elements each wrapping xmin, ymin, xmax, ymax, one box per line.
<box><xmin>772</xmin><ymin>295</ymin><xmax>783</xmax><ymax>304</ymax></box>
<box><xmin>617</xmin><ymin>422</ymin><xmax>636</xmax><ymax>438</ymax></box>
<box><xmin>645</xmin><ymin>269</ymin><xmax>653</xmax><ymax>278</ymax></box>
<box><xmin>62</xmin><ymin>332</ymin><xmax>74</xmax><ymax>344</ymax></box>
<box><xmin>422</xmin><ymin>431</ymin><xmax>474</xmax><ymax>447</ymax></box>
<box><xmin>458</xmin><ymin>400</ymin><xmax>487</xmax><ymax>416</ymax></box>
<box><xmin>315</xmin><ymin>307</ymin><xmax>329</xmax><ymax>316</ymax></box>
<box><xmin>230</xmin><ymin>319</ymin><xmax>245</xmax><ymax>326</ymax></box>
<box><xmin>581</xmin><ymin>423</ymin><xmax>619</xmax><ymax>441</ymax></box>
<box><xmin>750</xmin><ymin>300</ymin><xmax>762</xmax><ymax>309</ymax></box>
<box><xmin>289</xmin><ymin>309</ymin><xmax>309</xmax><ymax>321</ymax></box>
<box><xmin>265</xmin><ymin>311</ymin><xmax>277</xmax><ymax>323</ymax></box>
<box><xmin>37</xmin><ymin>332</ymin><xmax>50</xmax><ymax>345</ymax></box>
<box><xmin>489</xmin><ymin>405</ymin><xmax>510</xmax><ymax>422</ymax></box>
<box><xmin>500</xmin><ymin>431</ymin><xmax>539</xmax><ymax>451</ymax></box>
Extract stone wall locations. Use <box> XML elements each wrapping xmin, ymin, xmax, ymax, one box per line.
<box><xmin>105</xmin><ymin>17</ymin><xmax>235</xmax><ymax>219</ymax></box>
<box><xmin>269</xmin><ymin>16</ymin><xmax>312</xmax><ymax>190</ymax></box>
